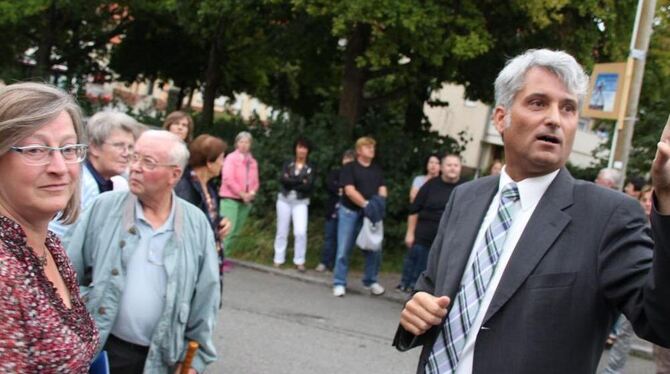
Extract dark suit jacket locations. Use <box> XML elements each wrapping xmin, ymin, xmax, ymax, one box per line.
<box><xmin>393</xmin><ymin>168</ymin><xmax>670</xmax><ymax>374</ymax></box>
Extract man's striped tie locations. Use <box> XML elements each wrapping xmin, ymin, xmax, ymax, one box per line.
<box><xmin>425</xmin><ymin>183</ymin><xmax>521</xmax><ymax>373</ymax></box>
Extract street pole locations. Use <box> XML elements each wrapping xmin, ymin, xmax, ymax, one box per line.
<box><xmin>610</xmin><ymin>0</ymin><xmax>657</xmax><ymax>189</ymax></box>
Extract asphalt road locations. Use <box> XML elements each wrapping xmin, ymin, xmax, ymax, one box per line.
<box><xmin>209</xmin><ymin>266</ymin><xmax>656</xmax><ymax>374</ymax></box>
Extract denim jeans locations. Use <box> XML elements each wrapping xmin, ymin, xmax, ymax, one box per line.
<box><xmin>319</xmin><ymin>216</ymin><xmax>338</xmax><ymax>269</ymax></box>
<box><xmin>399</xmin><ymin>243</ymin><xmax>430</xmax><ymax>289</ymax></box>
<box><xmin>332</xmin><ymin>205</ymin><xmax>382</xmax><ymax>287</ymax></box>
<box><xmin>602</xmin><ymin>316</ymin><xmax>634</xmax><ymax>374</ymax></box>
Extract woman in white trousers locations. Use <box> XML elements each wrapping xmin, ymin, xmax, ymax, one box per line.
<box><xmin>273</xmin><ymin>138</ymin><xmax>315</xmax><ymax>271</ymax></box>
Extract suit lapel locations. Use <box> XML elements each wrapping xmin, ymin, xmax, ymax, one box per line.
<box><xmin>442</xmin><ymin>177</ymin><xmax>499</xmax><ymax>297</ymax></box>
<box><xmin>483</xmin><ymin>168</ymin><xmax>575</xmax><ymax>324</ymax></box>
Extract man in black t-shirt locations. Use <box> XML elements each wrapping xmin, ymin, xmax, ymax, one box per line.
<box><xmin>398</xmin><ymin>154</ymin><xmax>462</xmax><ymax>292</ymax></box>
<box><xmin>332</xmin><ymin>137</ymin><xmax>387</xmax><ymax>297</ymax></box>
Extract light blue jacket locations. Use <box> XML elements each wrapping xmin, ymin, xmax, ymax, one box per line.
<box><xmin>64</xmin><ymin>191</ymin><xmax>220</xmax><ymax>373</ymax></box>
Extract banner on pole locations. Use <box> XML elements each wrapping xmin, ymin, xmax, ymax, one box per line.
<box><xmin>582</xmin><ymin>62</ymin><xmax>628</xmax><ymax>120</ymax></box>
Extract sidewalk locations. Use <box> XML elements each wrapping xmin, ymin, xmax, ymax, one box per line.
<box><xmin>228</xmin><ymin>259</ymin><xmax>654</xmax><ymax>360</ymax></box>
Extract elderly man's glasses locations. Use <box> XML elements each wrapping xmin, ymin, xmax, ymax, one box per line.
<box><xmin>130</xmin><ymin>153</ymin><xmax>177</xmax><ymax>171</ymax></box>
<box><xmin>104</xmin><ymin>141</ymin><xmax>134</xmax><ymax>153</ymax></box>
<box><xmin>10</xmin><ymin>144</ymin><xmax>88</xmax><ymax>166</ymax></box>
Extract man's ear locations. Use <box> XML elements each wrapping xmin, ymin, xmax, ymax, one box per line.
<box><xmin>492</xmin><ymin>106</ymin><xmax>507</xmax><ymax>136</ymax></box>
<box><xmin>172</xmin><ymin>166</ymin><xmax>183</xmax><ymax>182</ymax></box>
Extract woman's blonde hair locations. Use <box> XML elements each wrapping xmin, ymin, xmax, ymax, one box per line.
<box><xmin>0</xmin><ymin>82</ymin><xmax>85</xmax><ymax>224</ymax></box>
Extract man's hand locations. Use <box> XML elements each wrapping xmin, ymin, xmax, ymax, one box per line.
<box><xmin>404</xmin><ymin>232</ymin><xmax>415</xmax><ymax>249</ymax></box>
<box><xmin>173</xmin><ymin>363</ymin><xmax>197</xmax><ymax>374</ymax></box>
<box><xmin>652</xmin><ymin>115</ymin><xmax>670</xmax><ymax>214</ymax></box>
<box><xmin>400</xmin><ymin>292</ymin><xmax>451</xmax><ymax>336</ymax></box>
<box><xmin>218</xmin><ymin>218</ymin><xmax>232</xmax><ymax>239</ymax></box>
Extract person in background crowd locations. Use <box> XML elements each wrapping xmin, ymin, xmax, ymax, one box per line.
<box><xmin>595</xmin><ymin>167</ymin><xmax>623</xmax><ymax>189</ymax></box>
<box><xmin>65</xmin><ymin>130</ymin><xmax>220</xmax><ymax>373</ymax></box>
<box><xmin>219</xmin><ymin>131</ymin><xmax>259</xmax><ymax>254</ymax></box>
<box><xmin>163</xmin><ymin>110</ymin><xmax>194</xmax><ymax>143</ymax></box>
<box><xmin>624</xmin><ymin>175</ymin><xmax>646</xmax><ymax>199</ymax></box>
<box><xmin>175</xmin><ymin>134</ymin><xmax>232</xmax><ymax>290</ymax></box>
<box><xmin>0</xmin><ymin>82</ymin><xmax>98</xmax><ymax>372</ymax></box>
<box><xmin>410</xmin><ymin>154</ymin><xmax>441</xmax><ymax>203</ymax></box>
<box><xmin>398</xmin><ymin>154</ymin><xmax>462</xmax><ymax>293</ymax></box>
<box><xmin>50</xmin><ymin>111</ymin><xmax>143</xmax><ymax>238</ymax></box>
<box><xmin>394</xmin><ymin>48</ymin><xmax>670</xmax><ymax>373</ymax></box>
<box><xmin>488</xmin><ymin>159</ymin><xmax>503</xmax><ymax>176</ymax></box>
<box><xmin>316</xmin><ymin>149</ymin><xmax>356</xmax><ymax>272</ymax></box>
<box><xmin>332</xmin><ymin>136</ymin><xmax>387</xmax><ymax>297</ymax></box>
<box><xmin>273</xmin><ymin>137</ymin><xmax>316</xmax><ymax>272</ymax></box>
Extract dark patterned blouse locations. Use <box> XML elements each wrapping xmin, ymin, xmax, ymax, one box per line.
<box><xmin>0</xmin><ymin>216</ymin><xmax>99</xmax><ymax>373</ymax></box>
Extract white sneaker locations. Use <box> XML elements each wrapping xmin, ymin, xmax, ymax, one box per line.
<box><xmin>315</xmin><ymin>263</ymin><xmax>327</xmax><ymax>272</ymax></box>
<box><xmin>365</xmin><ymin>282</ymin><xmax>385</xmax><ymax>296</ymax></box>
<box><xmin>333</xmin><ymin>285</ymin><xmax>346</xmax><ymax>297</ymax></box>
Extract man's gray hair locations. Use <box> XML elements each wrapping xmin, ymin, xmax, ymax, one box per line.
<box><xmin>494</xmin><ymin>49</ymin><xmax>589</xmax><ymax>110</ymax></box>
<box><xmin>141</xmin><ymin>130</ymin><xmax>190</xmax><ymax>170</ymax></box>
<box><xmin>598</xmin><ymin>167</ymin><xmax>623</xmax><ymax>188</ymax></box>
<box><xmin>87</xmin><ymin>111</ymin><xmax>143</xmax><ymax>146</ymax></box>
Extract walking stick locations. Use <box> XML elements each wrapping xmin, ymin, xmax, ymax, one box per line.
<box><xmin>180</xmin><ymin>341</ymin><xmax>199</xmax><ymax>374</ymax></box>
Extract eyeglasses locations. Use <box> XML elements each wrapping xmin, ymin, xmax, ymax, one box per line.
<box><xmin>10</xmin><ymin>144</ymin><xmax>88</xmax><ymax>166</ymax></box>
<box><xmin>130</xmin><ymin>153</ymin><xmax>177</xmax><ymax>171</ymax></box>
<box><xmin>104</xmin><ymin>141</ymin><xmax>134</xmax><ymax>153</ymax></box>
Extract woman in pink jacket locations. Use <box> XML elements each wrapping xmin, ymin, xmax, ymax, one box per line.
<box><xmin>219</xmin><ymin>131</ymin><xmax>259</xmax><ymax>254</ymax></box>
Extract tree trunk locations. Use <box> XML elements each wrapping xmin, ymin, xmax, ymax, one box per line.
<box><xmin>404</xmin><ymin>81</ymin><xmax>430</xmax><ymax>132</ymax></box>
<box><xmin>338</xmin><ymin>23</ymin><xmax>371</xmax><ymax>138</ymax></box>
<box><xmin>201</xmin><ymin>20</ymin><xmax>226</xmax><ymax>127</ymax></box>
<box><xmin>187</xmin><ymin>88</ymin><xmax>195</xmax><ymax>109</ymax></box>
<box><xmin>176</xmin><ymin>83</ymin><xmax>187</xmax><ymax>110</ymax></box>
<box><xmin>201</xmin><ymin>42</ymin><xmax>221</xmax><ymax>127</ymax></box>
<box><xmin>34</xmin><ymin>1</ymin><xmax>58</xmax><ymax>80</ymax></box>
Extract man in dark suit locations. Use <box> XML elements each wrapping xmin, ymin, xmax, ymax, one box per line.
<box><xmin>393</xmin><ymin>49</ymin><xmax>670</xmax><ymax>373</ymax></box>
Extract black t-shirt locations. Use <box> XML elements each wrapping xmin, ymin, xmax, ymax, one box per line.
<box><xmin>340</xmin><ymin>160</ymin><xmax>385</xmax><ymax>211</ymax></box>
<box><xmin>409</xmin><ymin>177</ymin><xmax>460</xmax><ymax>247</ymax></box>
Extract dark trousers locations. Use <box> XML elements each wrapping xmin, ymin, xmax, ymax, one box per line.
<box><xmin>104</xmin><ymin>334</ymin><xmax>149</xmax><ymax>374</ymax></box>
<box><xmin>319</xmin><ymin>216</ymin><xmax>338</xmax><ymax>269</ymax></box>
<box><xmin>400</xmin><ymin>243</ymin><xmax>430</xmax><ymax>289</ymax></box>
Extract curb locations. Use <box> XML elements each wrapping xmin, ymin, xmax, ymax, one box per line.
<box><xmin>228</xmin><ymin>259</ymin><xmax>407</xmax><ymax>304</ymax></box>
<box><xmin>229</xmin><ymin>259</ymin><xmax>655</xmax><ymax>361</ymax></box>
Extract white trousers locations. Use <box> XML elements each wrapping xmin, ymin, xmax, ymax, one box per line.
<box><xmin>273</xmin><ymin>196</ymin><xmax>309</xmax><ymax>265</ymax></box>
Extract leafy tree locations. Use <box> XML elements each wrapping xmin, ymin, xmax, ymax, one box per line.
<box><xmin>0</xmin><ymin>0</ymin><xmax>132</xmax><ymax>86</ymax></box>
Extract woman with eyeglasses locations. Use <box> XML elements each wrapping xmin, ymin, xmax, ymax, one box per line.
<box><xmin>0</xmin><ymin>82</ymin><xmax>98</xmax><ymax>372</ymax></box>
<box><xmin>49</xmin><ymin>111</ymin><xmax>143</xmax><ymax>238</ymax></box>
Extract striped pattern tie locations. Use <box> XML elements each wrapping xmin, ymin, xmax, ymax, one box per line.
<box><xmin>425</xmin><ymin>183</ymin><xmax>521</xmax><ymax>373</ymax></box>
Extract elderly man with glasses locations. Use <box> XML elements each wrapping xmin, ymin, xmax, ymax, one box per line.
<box><xmin>64</xmin><ymin>130</ymin><xmax>221</xmax><ymax>374</ymax></box>
<box><xmin>50</xmin><ymin>111</ymin><xmax>144</xmax><ymax>238</ymax></box>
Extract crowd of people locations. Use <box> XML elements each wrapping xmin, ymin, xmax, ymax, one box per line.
<box><xmin>1</xmin><ymin>47</ymin><xmax>670</xmax><ymax>374</ymax></box>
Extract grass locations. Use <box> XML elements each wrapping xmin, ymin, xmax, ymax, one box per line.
<box><xmin>228</xmin><ymin>211</ymin><xmax>407</xmax><ymax>274</ymax></box>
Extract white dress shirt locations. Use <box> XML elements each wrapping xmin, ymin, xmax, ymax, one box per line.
<box><xmin>455</xmin><ymin>167</ymin><xmax>559</xmax><ymax>374</ymax></box>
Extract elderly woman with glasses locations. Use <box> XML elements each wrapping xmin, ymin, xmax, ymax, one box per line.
<box><xmin>0</xmin><ymin>82</ymin><xmax>98</xmax><ymax>372</ymax></box>
<box><xmin>49</xmin><ymin>111</ymin><xmax>143</xmax><ymax>238</ymax></box>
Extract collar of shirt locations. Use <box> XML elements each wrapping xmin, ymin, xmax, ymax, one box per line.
<box><xmin>134</xmin><ymin>192</ymin><xmax>177</xmax><ymax>234</ymax></box>
<box><xmin>498</xmin><ymin>167</ymin><xmax>560</xmax><ymax>212</ymax></box>
<box><xmin>85</xmin><ymin>159</ymin><xmax>114</xmax><ymax>193</ymax></box>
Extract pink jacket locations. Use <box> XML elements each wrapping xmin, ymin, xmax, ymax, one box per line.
<box><xmin>219</xmin><ymin>149</ymin><xmax>260</xmax><ymax>199</ymax></box>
